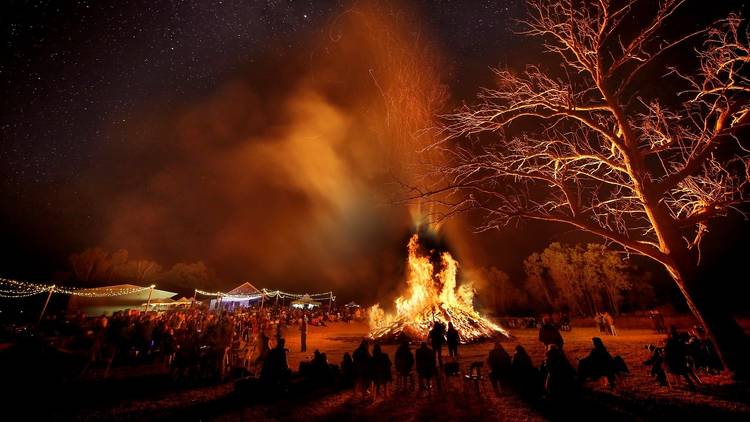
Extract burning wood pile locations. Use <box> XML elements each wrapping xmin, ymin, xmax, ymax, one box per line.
<box><xmin>368</xmin><ymin>234</ymin><xmax>510</xmax><ymax>343</ymax></box>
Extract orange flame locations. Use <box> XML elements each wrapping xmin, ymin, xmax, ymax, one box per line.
<box><xmin>368</xmin><ymin>234</ymin><xmax>510</xmax><ymax>343</ymax></box>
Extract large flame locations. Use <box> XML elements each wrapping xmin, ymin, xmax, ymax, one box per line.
<box><xmin>368</xmin><ymin>234</ymin><xmax>510</xmax><ymax>343</ymax></box>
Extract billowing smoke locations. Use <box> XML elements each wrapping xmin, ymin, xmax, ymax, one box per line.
<box><xmin>78</xmin><ymin>2</ymin><xmax>453</xmax><ymax>301</ymax></box>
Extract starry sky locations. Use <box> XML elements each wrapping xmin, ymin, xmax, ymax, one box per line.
<box><xmin>1</xmin><ymin>0</ymin><xmax>748</xmax><ymax>305</ymax></box>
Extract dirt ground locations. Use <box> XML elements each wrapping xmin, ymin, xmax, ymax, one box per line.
<box><xmin>37</xmin><ymin>321</ymin><xmax>749</xmax><ymax>422</ymax></box>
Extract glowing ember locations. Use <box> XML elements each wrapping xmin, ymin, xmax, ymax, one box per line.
<box><xmin>368</xmin><ymin>234</ymin><xmax>510</xmax><ymax>343</ymax></box>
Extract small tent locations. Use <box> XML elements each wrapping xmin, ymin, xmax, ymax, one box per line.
<box><xmin>67</xmin><ymin>284</ymin><xmax>177</xmax><ymax>316</ymax></box>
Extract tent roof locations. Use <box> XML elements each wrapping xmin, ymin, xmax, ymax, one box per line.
<box><xmin>75</xmin><ymin>284</ymin><xmax>176</xmax><ymax>301</ymax></box>
<box><xmin>227</xmin><ymin>282</ymin><xmax>260</xmax><ymax>295</ymax></box>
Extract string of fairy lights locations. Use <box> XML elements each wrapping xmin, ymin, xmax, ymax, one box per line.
<box><xmin>0</xmin><ymin>277</ymin><xmax>335</xmax><ymax>301</ymax></box>
<box><xmin>194</xmin><ymin>288</ymin><xmax>335</xmax><ymax>301</ymax></box>
<box><xmin>0</xmin><ymin>277</ymin><xmax>153</xmax><ymax>298</ymax></box>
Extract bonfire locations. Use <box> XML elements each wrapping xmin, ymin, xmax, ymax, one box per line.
<box><xmin>368</xmin><ymin>234</ymin><xmax>510</xmax><ymax>343</ymax></box>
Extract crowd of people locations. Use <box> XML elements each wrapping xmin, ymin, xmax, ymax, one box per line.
<box><xmin>26</xmin><ymin>304</ymin><xmax>724</xmax><ymax>403</ymax></box>
<box><xmin>644</xmin><ymin>325</ymin><xmax>723</xmax><ymax>388</ymax></box>
<box><xmin>255</xmin><ymin>318</ymin><xmax>635</xmax><ymax>404</ymax></box>
<box><xmin>35</xmin><ymin>303</ymin><xmax>363</xmax><ymax>381</ymax></box>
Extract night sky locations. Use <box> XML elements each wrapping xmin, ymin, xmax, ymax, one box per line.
<box><xmin>2</xmin><ymin>0</ymin><xmax>748</xmax><ymax>306</ymax></box>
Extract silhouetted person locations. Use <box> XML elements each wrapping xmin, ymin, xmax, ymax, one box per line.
<box><xmin>260</xmin><ymin>338</ymin><xmax>290</xmax><ymax>392</ymax></box>
<box><xmin>665</xmin><ymin>326</ymin><xmax>701</xmax><ymax>388</ymax></box>
<box><xmin>352</xmin><ymin>340</ymin><xmax>371</xmax><ymax>399</ymax></box>
<box><xmin>446</xmin><ymin>322</ymin><xmax>459</xmax><ymax>358</ymax></box>
<box><xmin>371</xmin><ymin>343</ymin><xmax>392</xmax><ymax>398</ymax></box>
<box><xmin>540</xmin><ymin>344</ymin><xmax>577</xmax><ymax>401</ymax></box>
<box><xmin>428</xmin><ymin>321</ymin><xmax>446</xmax><ymax>367</ymax></box>
<box><xmin>340</xmin><ymin>352</ymin><xmax>355</xmax><ymax>388</ymax></box>
<box><xmin>299</xmin><ymin>317</ymin><xmax>308</xmax><ymax>352</ymax></box>
<box><xmin>604</xmin><ymin>312</ymin><xmax>616</xmax><ymax>336</ymax></box>
<box><xmin>649</xmin><ymin>310</ymin><xmax>666</xmax><ymax>334</ymax></box>
<box><xmin>644</xmin><ymin>345</ymin><xmax>668</xmax><ymax>386</ymax></box>
<box><xmin>578</xmin><ymin>337</ymin><xmax>616</xmax><ymax>387</ymax></box>
<box><xmin>415</xmin><ymin>342</ymin><xmax>436</xmax><ymax>393</ymax></box>
<box><xmin>595</xmin><ymin>313</ymin><xmax>607</xmax><ymax>333</ymax></box>
<box><xmin>487</xmin><ymin>341</ymin><xmax>511</xmax><ymax>393</ymax></box>
<box><xmin>394</xmin><ymin>340</ymin><xmax>414</xmax><ymax>390</ymax></box>
<box><xmin>538</xmin><ymin>317</ymin><xmax>564</xmax><ymax>350</ymax></box>
<box><xmin>511</xmin><ymin>345</ymin><xmax>542</xmax><ymax>398</ymax></box>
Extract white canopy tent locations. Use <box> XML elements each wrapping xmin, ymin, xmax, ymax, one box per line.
<box><xmin>67</xmin><ymin>284</ymin><xmax>177</xmax><ymax>316</ymax></box>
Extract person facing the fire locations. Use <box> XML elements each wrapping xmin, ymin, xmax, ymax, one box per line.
<box><xmin>446</xmin><ymin>321</ymin><xmax>459</xmax><ymax>358</ymax></box>
<box><xmin>415</xmin><ymin>341</ymin><xmax>437</xmax><ymax>394</ymax></box>
<box><xmin>428</xmin><ymin>321</ymin><xmax>446</xmax><ymax>367</ymax></box>
<box><xmin>394</xmin><ymin>340</ymin><xmax>414</xmax><ymax>390</ymax></box>
<box><xmin>352</xmin><ymin>340</ymin><xmax>372</xmax><ymax>400</ymax></box>
<box><xmin>487</xmin><ymin>340</ymin><xmax>511</xmax><ymax>393</ymax></box>
<box><xmin>371</xmin><ymin>342</ymin><xmax>392</xmax><ymax>398</ymax></box>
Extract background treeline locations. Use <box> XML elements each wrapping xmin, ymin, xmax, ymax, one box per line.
<box><xmin>475</xmin><ymin>242</ymin><xmax>659</xmax><ymax>317</ymax></box>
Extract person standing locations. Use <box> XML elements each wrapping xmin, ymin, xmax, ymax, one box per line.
<box><xmin>538</xmin><ymin>316</ymin><xmax>564</xmax><ymax>349</ymax></box>
<box><xmin>446</xmin><ymin>321</ymin><xmax>459</xmax><ymax>358</ymax></box>
<box><xmin>371</xmin><ymin>343</ymin><xmax>392</xmax><ymax>398</ymax></box>
<box><xmin>428</xmin><ymin>321</ymin><xmax>446</xmax><ymax>367</ymax></box>
<box><xmin>394</xmin><ymin>340</ymin><xmax>414</xmax><ymax>390</ymax></box>
<box><xmin>415</xmin><ymin>342</ymin><xmax>436</xmax><ymax>394</ymax></box>
<box><xmin>299</xmin><ymin>316</ymin><xmax>308</xmax><ymax>352</ymax></box>
<box><xmin>352</xmin><ymin>340</ymin><xmax>372</xmax><ymax>400</ymax></box>
<box><xmin>604</xmin><ymin>312</ymin><xmax>617</xmax><ymax>336</ymax></box>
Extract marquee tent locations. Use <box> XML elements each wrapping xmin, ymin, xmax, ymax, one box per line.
<box><xmin>67</xmin><ymin>284</ymin><xmax>177</xmax><ymax>316</ymax></box>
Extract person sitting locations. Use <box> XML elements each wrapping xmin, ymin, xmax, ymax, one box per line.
<box><xmin>665</xmin><ymin>326</ymin><xmax>702</xmax><ymax>388</ymax></box>
<box><xmin>394</xmin><ymin>340</ymin><xmax>414</xmax><ymax>390</ymax></box>
<box><xmin>538</xmin><ymin>316</ymin><xmax>564</xmax><ymax>350</ymax></box>
<box><xmin>371</xmin><ymin>343</ymin><xmax>392</xmax><ymax>398</ymax></box>
<box><xmin>260</xmin><ymin>338</ymin><xmax>291</xmax><ymax>392</ymax></box>
<box><xmin>487</xmin><ymin>341</ymin><xmax>511</xmax><ymax>394</ymax></box>
<box><xmin>511</xmin><ymin>345</ymin><xmax>542</xmax><ymax>398</ymax></box>
<box><xmin>540</xmin><ymin>344</ymin><xmax>577</xmax><ymax>401</ymax></box>
<box><xmin>578</xmin><ymin>337</ymin><xmax>617</xmax><ymax>387</ymax></box>
<box><xmin>415</xmin><ymin>342</ymin><xmax>437</xmax><ymax>394</ymax></box>
<box><xmin>644</xmin><ymin>344</ymin><xmax>668</xmax><ymax>386</ymax></box>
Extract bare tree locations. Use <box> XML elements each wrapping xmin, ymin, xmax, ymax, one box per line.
<box><xmin>419</xmin><ymin>0</ymin><xmax>750</xmax><ymax>375</ymax></box>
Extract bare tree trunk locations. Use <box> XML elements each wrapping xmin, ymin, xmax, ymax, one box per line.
<box><xmin>667</xmin><ymin>258</ymin><xmax>750</xmax><ymax>379</ymax></box>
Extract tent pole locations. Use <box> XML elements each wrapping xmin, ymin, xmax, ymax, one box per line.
<box><xmin>144</xmin><ymin>285</ymin><xmax>155</xmax><ymax>312</ymax></box>
<box><xmin>38</xmin><ymin>285</ymin><xmax>55</xmax><ymax>324</ymax></box>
